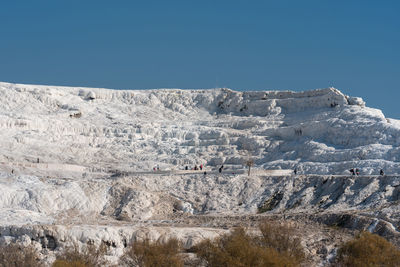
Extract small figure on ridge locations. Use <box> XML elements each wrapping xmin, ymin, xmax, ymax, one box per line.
<box><xmin>219</xmin><ymin>165</ymin><xmax>224</xmax><ymax>173</ymax></box>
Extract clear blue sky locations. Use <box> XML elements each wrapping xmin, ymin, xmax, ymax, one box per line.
<box><xmin>1</xmin><ymin>1</ymin><xmax>399</xmax><ymax>117</ymax></box>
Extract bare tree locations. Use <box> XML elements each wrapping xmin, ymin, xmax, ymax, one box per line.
<box><xmin>241</xmin><ymin>139</ymin><xmax>255</xmax><ymax>176</ymax></box>
<box><xmin>246</xmin><ymin>158</ymin><xmax>254</xmax><ymax>176</ymax></box>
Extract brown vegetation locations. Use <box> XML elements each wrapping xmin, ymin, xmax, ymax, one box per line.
<box><xmin>52</xmin><ymin>243</ymin><xmax>107</xmax><ymax>267</ymax></box>
<box><xmin>0</xmin><ymin>243</ymin><xmax>40</xmax><ymax>267</ymax></box>
<box><xmin>194</xmin><ymin>222</ymin><xmax>305</xmax><ymax>267</ymax></box>
<box><xmin>259</xmin><ymin>222</ymin><xmax>305</xmax><ymax>261</ymax></box>
<box><xmin>121</xmin><ymin>238</ymin><xmax>183</xmax><ymax>267</ymax></box>
<box><xmin>335</xmin><ymin>231</ymin><xmax>400</xmax><ymax>267</ymax></box>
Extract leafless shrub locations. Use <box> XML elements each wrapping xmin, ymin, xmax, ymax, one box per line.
<box><xmin>0</xmin><ymin>243</ymin><xmax>40</xmax><ymax>267</ymax></box>
<box><xmin>194</xmin><ymin>222</ymin><xmax>305</xmax><ymax>267</ymax></box>
<box><xmin>258</xmin><ymin>221</ymin><xmax>305</xmax><ymax>262</ymax></box>
<box><xmin>335</xmin><ymin>231</ymin><xmax>400</xmax><ymax>267</ymax></box>
<box><xmin>53</xmin><ymin>243</ymin><xmax>107</xmax><ymax>267</ymax></box>
<box><xmin>121</xmin><ymin>238</ymin><xmax>183</xmax><ymax>267</ymax></box>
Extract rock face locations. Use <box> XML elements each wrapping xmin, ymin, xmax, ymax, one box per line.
<box><xmin>1</xmin><ymin>82</ymin><xmax>400</xmax><ymax>265</ymax></box>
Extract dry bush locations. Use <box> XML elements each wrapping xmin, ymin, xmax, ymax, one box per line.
<box><xmin>194</xmin><ymin>224</ymin><xmax>305</xmax><ymax>267</ymax></box>
<box><xmin>52</xmin><ymin>260</ymin><xmax>86</xmax><ymax>267</ymax></box>
<box><xmin>122</xmin><ymin>238</ymin><xmax>183</xmax><ymax>267</ymax></box>
<box><xmin>258</xmin><ymin>221</ymin><xmax>305</xmax><ymax>262</ymax></box>
<box><xmin>336</xmin><ymin>231</ymin><xmax>400</xmax><ymax>267</ymax></box>
<box><xmin>0</xmin><ymin>243</ymin><xmax>40</xmax><ymax>267</ymax></box>
<box><xmin>53</xmin><ymin>243</ymin><xmax>107</xmax><ymax>267</ymax></box>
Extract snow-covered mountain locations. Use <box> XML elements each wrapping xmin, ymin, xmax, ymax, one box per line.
<box><xmin>0</xmin><ymin>81</ymin><xmax>398</xmax><ymax>175</ymax></box>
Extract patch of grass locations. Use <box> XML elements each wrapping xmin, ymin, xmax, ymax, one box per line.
<box><xmin>53</xmin><ymin>243</ymin><xmax>107</xmax><ymax>267</ymax></box>
<box><xmin>336</xmin><ymin>231</ymin><xmax>400</xmax><ymax>267</ymax></box>
<box><xmin>121</xmin><ymin>238</ymin><xmax>184</xmax><ymax>267</ymax></box>
<box><xmin>0</xmin><ymin>243</ymin><xmax>40</xmax><ymax>267</ymax></box>
<box><xmin>194</xmin><ymin>222</ymin><xmax>305</xmax><ymax>267</ymax></box>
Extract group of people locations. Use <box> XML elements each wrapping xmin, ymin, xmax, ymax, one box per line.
<box><xmin>181</xmin><ymin>164</ymin><xmax>227</xmax><ymax>176</ymax></box>
<box><xmin>185</xmin><ymin>164</ymin><xmax>204</xmax><ymax>171</ymax></box>
<box><xmin>183</xmin><ymin>164</ymin><xmax>225</xmax><ymax>174</ymax></box>
<box><xmin>292</xmin><ymin>167</ymin><xmax>386</xmax><ymax>176</ymax></box>
<box><xmin>349</xmin><ymin>168</ymin><xmax>360</xmax><ymax>175</ymax></box>
<box><xmin>350</xmin><ymin>168</ymin><xmax>386</xmax><ymax>176</ymax></box>
<box><xmin>154</xmin><ymin>164</ymin><xmax>386</xmax><ymax>176</ymax></box>
<box><xmin>153</xmin><ymin>166</ymin><xmax>160</xmax><ymax>171</ymax></box>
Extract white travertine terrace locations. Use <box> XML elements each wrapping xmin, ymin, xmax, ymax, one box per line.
<box><xmin>1</xmin><ymin>82</ymin><xmax>400</xmax><ymax>265</ymax></box>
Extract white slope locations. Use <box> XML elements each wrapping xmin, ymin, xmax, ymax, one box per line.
<box><xmin>0</xmin><ymin>81</ymin><xmax>399</xmax><ymax>175</ymax></box>
<box><xmin>1</xmin><ymin>81</ymin><xmax>400</xmax><ymax>264</ymax></box>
